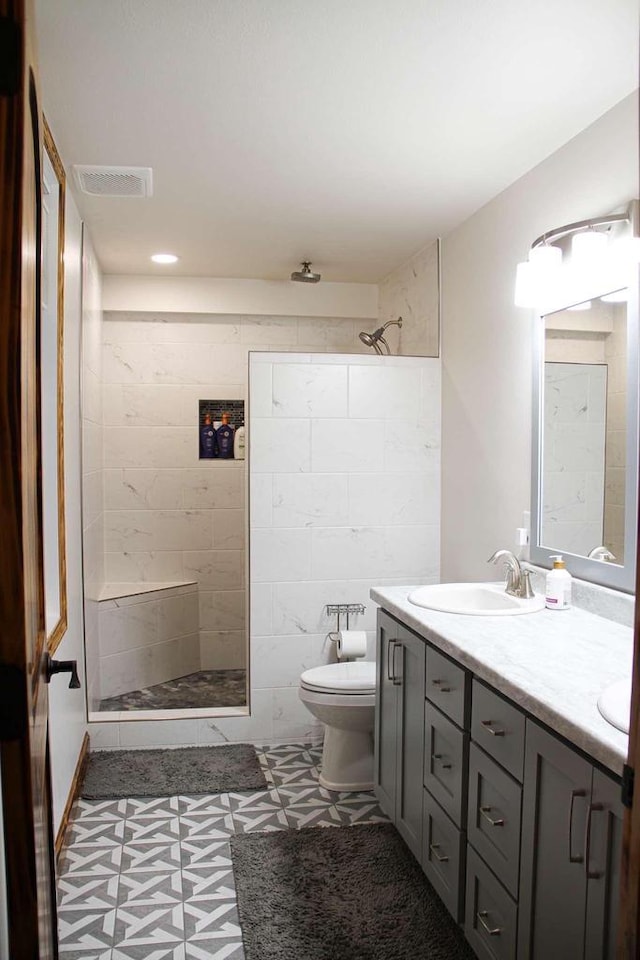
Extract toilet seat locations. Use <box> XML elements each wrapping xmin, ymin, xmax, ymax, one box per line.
<box><xmin>300</xmin><ymin>661</ymin><xmax>375</xmax><ymax>695</ymax></box>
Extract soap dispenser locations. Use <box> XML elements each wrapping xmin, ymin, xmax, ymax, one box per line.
<box><xmin>545</xmin><ymin>555</ymin><xmax>572</xmax><ymax>610</ymax></box>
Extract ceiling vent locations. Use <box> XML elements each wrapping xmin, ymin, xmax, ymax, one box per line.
<box><xmin>72</xmin><ymin>165</ymin><xmax>153</xmax><ymax>198</ymax></box>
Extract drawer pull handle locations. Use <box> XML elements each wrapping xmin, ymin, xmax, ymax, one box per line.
<box><xmin>477</xmin><ymin>911</ymin><xmax>502</xmax><ymax>936</ymax></box>
<box><xmin>432</xmin><ymin>753</ymin><xmax>452</xmax><ymax>770</ymax></box>
<box><xmin>584</xmin><ymin>802</ymin><xmax>604</xmax><ymax>879</ymax></box>
<box><xmin>479</xmin><ymin>805</ymin><xmax>504</xmax><ymax>827</ymax></box>
<box><xmin>568</xmin><ymin>789</ymin><xmax>587</xmax><ymax>863</ymax></box>
<box><xmin>432</xmin><ymin>678</ymin><xmax>452</xmax><ymax>693</ymax></box>
<box><xmin>386</xmin><ymin>638</ymin><xmax>398</xmax><ymax>681</ymax></box>
<box><xmin>480</xmin><ymin>719</ymin><xmax>506</xmax><ymax>737</ymax></box>
<box><xmin>429</xmin><ymin>842</ymin><xmax>449</xmax><ymax>863</ymax></box>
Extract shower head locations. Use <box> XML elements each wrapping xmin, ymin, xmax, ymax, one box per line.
<box><xmin>291</xmin><ymin>261</ymin><xmax>321</xmax><ymax>283</ymax></box>
<box><xmin>358</xmin><ymin>317</ymin><xmax>403</xmax><ymax>354</ymax></box>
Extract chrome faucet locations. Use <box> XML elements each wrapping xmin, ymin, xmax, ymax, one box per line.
<box><xmin>488</xmin><ymin>549</ymin><xmax>534</xmax><ymax>599</ymax></box>
<box><xmin>587</xmin><ymin>545</ymin><xmax>617</xmax><ymax>563</ymax></box>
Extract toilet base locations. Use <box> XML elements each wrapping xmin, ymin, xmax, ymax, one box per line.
<box><xmin>318</xmin><ymin>726</ymin><xmax>374</xmax><ymax>792</ymax></box>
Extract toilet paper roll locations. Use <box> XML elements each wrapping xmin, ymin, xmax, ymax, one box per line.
<box><xmin>336</xmin><ymin>630</ymin><xmax>367</xmax><ymax>660</ymax></box>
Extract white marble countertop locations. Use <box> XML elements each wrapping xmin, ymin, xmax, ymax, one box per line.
<box><xmin>370</xmin><ymin>585</ymin><xmax>633</xmax><ymax>776</ymax></box>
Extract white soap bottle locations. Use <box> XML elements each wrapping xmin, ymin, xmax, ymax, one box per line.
<box><xmin>545</xmin><ymin>555</ymin><xmax>572</xmax><ymax>610</ymax></box>
<box><xmin>234</xmin><ymin>423</ymin><xmax>246</xmax><ymax>460</ymax></box>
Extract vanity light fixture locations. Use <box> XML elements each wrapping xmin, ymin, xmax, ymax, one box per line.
<box><xmin>567</xmin><ymin>301</ymin><xmax>592</xmax><ymax>311</ymax></box>
<box><xmin>514</xmin><ymin>200</ymin><xmax>639</xmax><ymax>310</ymax></box>
<box><xmin>151</xmin><ymin>253</ymin><xmax>179</xmax><ymax>264</ymax></box>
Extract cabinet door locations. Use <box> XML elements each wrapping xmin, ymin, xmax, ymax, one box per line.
<box><xmin>584</xmin><ymin>769</ymin><xmax>623</xmax><ymax>960</ymax></box>
<box><xmin>518</xmin><ymin>720</ymin><xmax>592</xmax><ymax>960</ymax></box>
<box><xmin>374</xmin><ymin>611</ymin><xmax>400</xmax><ymax>818</ymax></box>
<box><xmin>395</xmin><ymin>626</ymin><xmax>426</xmax><ymax>860</ymax></box>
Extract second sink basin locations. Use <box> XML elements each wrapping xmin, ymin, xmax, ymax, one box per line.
<box><xmin>597</xmin><ymin>678</ymin><xmax>631</xmax><ymax>734</ymax></box>
<box><xmin>408</xmin><ymin>582</ymin><xmax>545</xmax><ymax>616</ymax></box>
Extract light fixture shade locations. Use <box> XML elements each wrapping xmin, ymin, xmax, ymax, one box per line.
<box><xmin>571</xmin><ymin>230</ymin><xmax>608</xmax><ymax>263</ymax></box>
<box><xmin>615</xmin><ymin>235</ymin><xmax>640</xmax><ymax>265</ymax></box>
<box><xmin>529</xmin><ymin>243</ymin><xmax>562</xmax><ymax>271</ymax></box>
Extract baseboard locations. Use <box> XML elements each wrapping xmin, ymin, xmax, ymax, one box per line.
<box><xmin>55</xmin><ymin>731</ymin><xmax>90</xmax><ymax>859</ymax></box>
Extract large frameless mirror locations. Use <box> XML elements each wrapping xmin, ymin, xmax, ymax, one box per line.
<box><xmin>530</xmin><ymin>202</ymin><xmax>639</xmax><ymax>592</ymax></box>
<box><xmin>41</xmin><ymin>119</ymin><xmax>68</xmax><ymax>650</ymax></box>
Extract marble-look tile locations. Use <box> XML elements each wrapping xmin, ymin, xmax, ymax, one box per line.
<box><xmin>83</xmin><ymin>469</ymin><xmax>104</xmax><ymax>528</ymax></box>
<box><xmin>104</xmin><ymin>426</ymin><xmax>196</xmax><ymax>470</ymax></box>
<box><xmin>118</xmin><ymin>718</ymin><xmax>201</xmax><ymax>749</ymax></box>
<box><xmin>178</xmin><ymin>383</ymin><xmax>244</xmax><ymax>427</ymax></box>
<box><xmin>198</xmin><ymin>689</ymin><xmax>273</xmax><ymax>743</ymax></box>
<box><xmin>104</xmin><ymin>469</ymin><xmax>184</xmax><ymax>511</ymax></box>
<box><xmin>251</xmin><ymin>635</ymin><xmax>316</xmax><ymax>689</ymax></box>
<box><xmin>250</xmin><ymin>583</ymin><xmax>272</xmax><ymax>637</ymax></box>
<box><xmin>181</xmin><ymin>467</ymin><xmax>244</xmax><ymax>510</ymax></box>
<box><xmin>199</xmin><ymin>631</ymin><xmax>247</xmax><ymax>670</ymax></box>
<box><xmin>348</xmin><ymin>364</ymin><xmax>421</xmax><ymax>420</ymax></box>
<box><xmin>311</xmin><ymin>419</ymin><xmax>384</xmax><ymax>473</ymax></box>
<box><xmin>99</xmin><ymin>601</ymin><xmax>158</xmax><ymax>657</ymax></box>
<box><xmin>240</xmin><ymin>316</ymin><xmax>297</xmax><ymax>345</ymax></box>
<box><xmin>248</xmin><ymin>474</ymin><xmax>272</xmax><ymax>528</ymax></box>
<box><xmin>105</xmin><ymin>510</ymin><xmax>213</xmax><ymax>552</ymax></box>
<box><xmin>248</xmin><ymin>360</ymin><xmax>272</xmax><ymax>417</ymax></box>
<box><xmin>378</xmin><ymin>240</ymin><xmax>439</xmax><ymax>357</ymax></box>
<box><xmin>348</xmin><ymin>471</ymin><xmax>440</xmax><ymax>526</ymax></box>
<box><xmin>199</xmin><ymin>591</ymin><xmax>246</xmax><ymax>632</ymax></box>
<box><xmin>383</xmin><ymin>420</ymin><xmax>440</xmax><ymax>472</ymax></box>
<box><xmin>272</xmin><ymin>687</ymin><xmax>321</xmax><ymax>742</ymax></box>
<box><xmin>310</xmin><ymin>527</ymin><xmax>386</xmax><ymax>580</ymax></box>
<box><xmin>157</xmin><ymin>594</ymin><xmax>200</xmax><ymax>642</ymax></box>
<box><xmin>272</xmin><ymin>474</ymin><xmax>349</xmax><ymax>527</ymax></box>
<box><xmin>271</xmin><ymin>580</ymin><xmax>375</xmax><ymax>636</ymax></box>
<box><xmin>183</xmin><ymin>550</ymin><xmax>245</xmax><ymax>590</ymax></box>
<box><xmin>105</xmin><ymin>551</ymin><xmax>185</xmax><ymax>583</ymax></box>
<box><xmin>272</xmin><ymin>363</ymin><xmax>348</xmax><ymax>418</ymax></box>
<box><xmin>250</xmin><ymin>418</ymin><xmax>311</xmax><ymax>474</ymax></box>
<box><xmin>102</xmin><ymin>384</ymin><xmax>185</xmax><ymax>427</ymax></box>
<box><xmin>212</xmin><ymin>509</ymin><xmax>245</xmax><ymax>550</ymax></box>
<box><xmin>250</xmin><ymin>529</ymin><xmax>312</xmax><ymax>583</ymax></box>
<box><xmin>84</xmin><ymin>419</ymin><xmax>104</xmax><ymax>473</ymax></box>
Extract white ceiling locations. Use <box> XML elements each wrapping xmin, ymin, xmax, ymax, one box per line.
<box><xmin>36</xmin><ymin>0</ymin><xmax>638</xmax><ymax>283</ymax></box>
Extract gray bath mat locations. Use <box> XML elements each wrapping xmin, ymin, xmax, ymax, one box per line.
<box><xmin>231</xmin><ymin>823</ymin><xmax>474</xmax><ymax>960</ymax></box>
<box><xmin>81</xmin><ymin>744</ymin><xmax>267</xmax><ymax>798</ymax></box>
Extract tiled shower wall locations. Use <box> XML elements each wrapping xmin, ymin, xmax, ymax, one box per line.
<box><xmin>81</xmin><ymin>238</ymin><xmax>104</xmax><ymax>709</ymax></box>
<box><xmin>249</xmin><ymin>352</ymin><xmax>441</xmax><ymax>741</ymax></box>
<box><xmin>101</xmin><ymin>313</ymin><xmax>374</xmax><ymax>678</ymax></box>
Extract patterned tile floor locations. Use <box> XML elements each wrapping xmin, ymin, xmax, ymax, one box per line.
<box><xmin>57</xmin><ymin>743</ymin><xmax>388</xmax><ymax>959</ymax></box>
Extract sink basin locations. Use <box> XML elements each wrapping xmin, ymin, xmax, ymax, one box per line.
<box><xmin>407</xmin><ymin>582</ymin><xmax>545</xmax><ymax>616</ymax></box>
<box><xmin>597</xmin><ymin>678</ymin><xmax>631</xmax><ymax>733</ymax></box>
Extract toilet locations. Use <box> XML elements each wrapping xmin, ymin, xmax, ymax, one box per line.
<box><xmin>299</xmin><ymin>660</ymin><xmax>376</xmax><ymax>791</ymax></box>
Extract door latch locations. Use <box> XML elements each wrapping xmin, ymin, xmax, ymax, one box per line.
<box><xmin>44</xmin><ymin>654</ymin><xmax>81</xmax><ymax>689</ymax></box>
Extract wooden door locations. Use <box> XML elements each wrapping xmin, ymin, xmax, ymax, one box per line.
<box><xmin>0</xmin><ymin>1</ymin><xmax>58</xmax><ymax>957</ymax></box>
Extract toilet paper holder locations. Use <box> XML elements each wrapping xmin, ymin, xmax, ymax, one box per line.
<box><xmin>326</xmin><ymin>603</ymin><xmax>366</xmax><ymax>642</ymax></box>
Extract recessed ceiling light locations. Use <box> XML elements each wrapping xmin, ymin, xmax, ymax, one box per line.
<box><xmin>151</xmin><ymin>253</ymin><xmax>178</xmax><ymax>264</ymax></box>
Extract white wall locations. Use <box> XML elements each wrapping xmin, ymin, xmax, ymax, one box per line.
<box><xmin>441</xmin><ymin>93</ymin><xmax>638</xmax><ymax>582</ymax></box>
<box><xmin>103</xmin><ymin>275</ymin><xmax>378</xmax><ymax>319</ymax></box>
<box><xmin>48</xmin><ymin>193</ymin><xmax>88</xmax><ymax>833</ymax></box>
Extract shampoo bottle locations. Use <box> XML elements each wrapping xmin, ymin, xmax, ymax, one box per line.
<box><xmin>199</xmin><ymin>414</ymin><xmax>217</xmax><ymax>459</ymax></box>
<box><xmin>234</xmin><ymin>423</ymin><xmax>245</xmax><ymax>460</ymax></box>
<box><xmin>545</xmin><ymin>555</ymin><xmax>572</xmax><ymax>610</ymax></box>
<box><xmin>216</xmin><ymin>412</ymin><xmax>235</xmax><ymax>459</ymax></box>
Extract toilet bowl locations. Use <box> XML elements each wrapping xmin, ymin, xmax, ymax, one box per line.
<box><xmin>299</xmin><ymin>661</ymin><xmax>376</xmax><ymax>791</ymax></box>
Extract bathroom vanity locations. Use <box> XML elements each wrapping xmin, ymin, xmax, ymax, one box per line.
<box><xmin>371</xmin><ymin>585</ymin><xmax>633</xmax><ymax>960</ymax></box>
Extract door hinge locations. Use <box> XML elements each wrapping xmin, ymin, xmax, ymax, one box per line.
<box><xmin>0</xmin><ymin>17</ymin><xmax>21</xmax><ymax>97</ymax></box>
<box><xmin>622</xmin><ymin>763</ymin><xmax>634</xmax><ymax>809</ymax></box>
<box><xmin>0</xmin><ymin>663</ymin><xmax>27</xmax><ymax>741</ymax></box>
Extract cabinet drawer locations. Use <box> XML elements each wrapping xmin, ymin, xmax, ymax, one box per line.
<box><xmin>426</xmin><ymin>645</ymin><xmax>468</xmax><ymax>727</ymax></box>
<box><xmin>424</xmin><ymin>702</ymin><xmax>467</xmax><ymax>826</ymax></box>
<box><xmin>468</xmin><ymin>743</ymin><xmax>522</xmax><ymax>898</ymax></box>
<box><xmin>422</xmin><ymin>790</ymin><xmax>464</xmax><ymax>922</ymax></box>
<box><xmin>465</xmin><ymin>845</ymin><xmax>517</xmax><ymax>960</ymax></box>
<box><xmin>472</xmin><ymin>680</ymin><xmax>525</xmax><ymax>782</ymax></box>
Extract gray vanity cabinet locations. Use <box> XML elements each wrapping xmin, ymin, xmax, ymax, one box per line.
<box><xmin>518</xmin><ymin>720</ymin><xmax>623</xmax><ymax>960</ymax></box>
<box><xmin>374</xmin><ymin>610</ymin><xmax>426</xmax><ymax>861</ymax></box>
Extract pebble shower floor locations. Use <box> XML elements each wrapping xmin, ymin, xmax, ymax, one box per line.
<box><xmin>56</xmin><ymin>743</ymin><xmax>389</xmax><ymax>959</ymax></box>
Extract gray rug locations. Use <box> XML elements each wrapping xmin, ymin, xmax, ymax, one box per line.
<box><xmin>81</xmin><ymin>744</ymin><xmax>266</xmax><ymax>798</ymax></box>
<box><xmin>231</xmin><ymin>823</ymin><xmax>474</xmax><ymax>960</ymax></box>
